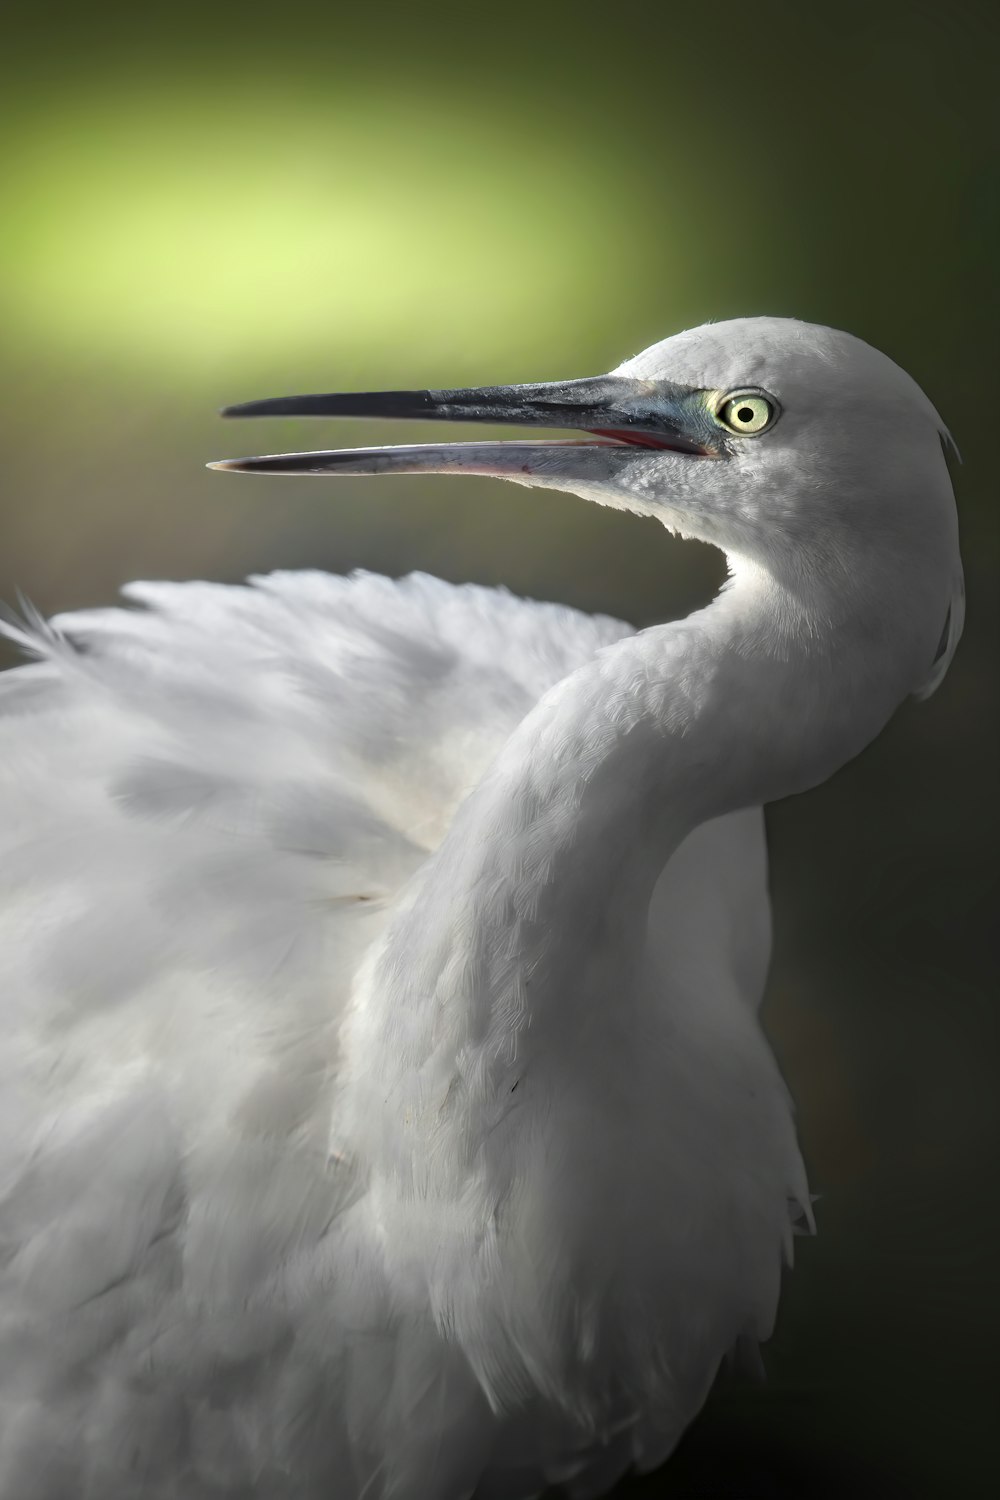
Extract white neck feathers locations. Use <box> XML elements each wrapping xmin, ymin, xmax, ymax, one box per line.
<box><xmin>341</xmin><ymin>563</ymin><xmax>903</xmax><ymax>1172</ymax></box>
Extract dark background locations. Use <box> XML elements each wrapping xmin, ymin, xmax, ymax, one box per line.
<box><xmin>1</xmin><ymin>2</ymin><xmax>996</xmax><ymax>1494</ymax></box>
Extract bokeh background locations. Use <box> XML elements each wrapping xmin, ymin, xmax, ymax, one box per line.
<box><xmin>1</xmin><ymin>2</ymin><xmax>996</xmax><ymax>1494</ymax></box>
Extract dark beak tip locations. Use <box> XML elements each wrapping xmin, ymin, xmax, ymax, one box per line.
<box><xmin>219</xmin><ymin>397</ymin><xmax>298</xmax><ymax>419</ymax></box>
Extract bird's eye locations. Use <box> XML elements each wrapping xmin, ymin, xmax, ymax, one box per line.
<box><xmin>716</xmin><ymin>392</ymin><xmax>776</xmax><ymax>436</ymax></box>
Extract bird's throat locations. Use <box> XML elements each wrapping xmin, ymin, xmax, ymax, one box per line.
<box><xmin>347</xmin><ymin>568</ymin><xmax>892</xmax><ymax>1152</ymax></box>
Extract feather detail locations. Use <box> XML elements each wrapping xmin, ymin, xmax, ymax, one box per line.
<box><xmin>0</xmin><ymin>570</ymin><xmax>803</xmax><ymax>1499</ymax></box>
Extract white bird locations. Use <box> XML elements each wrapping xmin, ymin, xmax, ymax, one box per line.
<box><xmin>0</xmin><ymin>317</ymin><xmax>963</xmax><ymax>1500</ymax></box>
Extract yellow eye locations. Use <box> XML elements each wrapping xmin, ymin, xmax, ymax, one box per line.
<box><xmin>717</xmin><ymin>391</ymin><xmax>776</xmax><ymax>436</ymax></box>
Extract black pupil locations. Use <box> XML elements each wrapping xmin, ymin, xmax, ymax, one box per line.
<box><xmin>737</xmin><ymin>406</ymin><xmax>755</xmax><ymax>423</ymax></box>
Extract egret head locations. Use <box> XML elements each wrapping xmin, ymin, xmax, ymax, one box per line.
<box><xmin>213</xmin><ymin>316</ymin><xmax>963</xmax><ymax>698</ymax></box>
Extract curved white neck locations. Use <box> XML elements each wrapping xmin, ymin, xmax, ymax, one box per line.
<box><xmin>435</xmin><ymin>560</ymin><xmax>903</xmax><ymax>940</ymax></box>
<box><xmin>342</xmin><ymin>564</ymin><xmax>905</xmax><ymax>1160</ymax></box>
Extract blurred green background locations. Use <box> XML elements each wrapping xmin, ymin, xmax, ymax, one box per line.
<box><xmin>1</xmin><ymin>2</ymin><xmax>996</xmax><ymax>1494</ymax></box>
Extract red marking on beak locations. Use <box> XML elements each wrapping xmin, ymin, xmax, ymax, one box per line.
<box><xmin>588</xmin><ymin>427</ymin><xmax>695</xmax><ymax>452</ymax></box>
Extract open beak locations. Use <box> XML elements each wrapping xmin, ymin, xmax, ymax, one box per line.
<box><xmin>209</xmin><ymin>375</ymin><xmax>722</xmax><ymax>480</ymax></box>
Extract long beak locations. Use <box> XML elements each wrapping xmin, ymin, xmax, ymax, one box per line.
<box><xmin>209</xmin><ymin>375</ymin><xmax>721</xmax><ymax>478</ymax></box>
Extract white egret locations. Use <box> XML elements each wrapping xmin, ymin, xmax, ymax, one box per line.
<box><xmin>0</xmin><ymin>317</ymin><xmax>963</xmax><ymax>1499</ymax></box>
